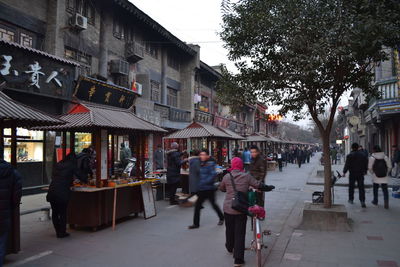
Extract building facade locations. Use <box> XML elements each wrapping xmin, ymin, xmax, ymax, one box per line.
<box><xmin>345</xmin><ymin>47</ymin><xmax>400</xmax><ymax>158</ymax></box>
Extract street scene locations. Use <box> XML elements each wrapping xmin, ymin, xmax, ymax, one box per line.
<box><xmin>1</xmin><ymin>0</ymin><xmax>400</xmax><ymax>267</ymax></box>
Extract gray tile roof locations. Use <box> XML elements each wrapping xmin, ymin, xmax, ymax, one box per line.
<box><xmin>0</xmin><ymin>91</ymin><xmax>64</xmax><ymax>127</ymax></box>
<box><xmin>165</xmin><ymin>122</ymin><xmax>235</xmax><ymax>139</ymax></box>
<box><xmin>36</xmin><ymin>101</ymin><xmax>166</xmax><ymax>132</ymax></box>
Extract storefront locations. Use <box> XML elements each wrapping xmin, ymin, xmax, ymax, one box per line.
<box><xmin>0</xmin><ymin>39</ymin><xmax>78</xmax><ymax>190</ymax></box>
<box><xmin>0</xmin><ymin>91</ymin><xmax>64</xmax><ymax>255</ymax></box>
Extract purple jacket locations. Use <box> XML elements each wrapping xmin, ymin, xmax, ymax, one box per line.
<box><xmin>219</xmin><ymin>170</ymin><xmax>261</xmax><ymax>215</ymax></box>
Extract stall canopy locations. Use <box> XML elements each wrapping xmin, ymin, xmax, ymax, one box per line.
<box><xmin>0</xmin><ymin>91</ymin><xmax>64</xmax><ymax>127</ymax></box>
<box><xmin>218</xmin><ymin>128</ymin><xmax>245</xmax><ymax>140</ymax></box>
<box><xmin>165</xmin><ymin>122</ymin><xmax>234</xmax><ymax>139</ymax></box>
<box><xmin>36</xmin><ymin>101</ymin><xmax>166</xmax><ymax>132</ymax></box>
<box><xmin>244</xmin><ymin>133</ymin><xmax>271</xmax><ymax>142</ymax></box>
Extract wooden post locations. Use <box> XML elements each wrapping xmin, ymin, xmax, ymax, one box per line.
<box><xmin>111</xmin><ymin>134</ymin><xmax>115</xmax><ymax>176</ymax></box>
<box><xmin>141</xmin><ymin>133</ymin><xmax>146</xmax><ymax>179</ymax></box>
<box><xmin>134</xmin><ymin>133</ymin><xmax>140</xmax><ymax>179</ymax></box>
<box><xmin>95</xmin><ymin>129</ymin><xmax>102</xmax><ymax>188</ymax></box>
<box><xmin>62</xmin><ymin>131</ymin><xmax>67</xmax><ymax>159</ymax></box>
<box><xmin>11</xmin><ymin>125</ymin><xmax>17</xmax><ymax>167</ymax></box>
<box><xmin>0</xmin><ymin>122</ymin><xmax>3</xmax><ymax>161</ymax></box>
<box><xmin>69</xmin><ymin>131</ymin><xmax>75</xmax><ymax>154</ymax></box>
<box><xmin>112</xmin><ymin>187</ymin><xmax>117</xmax><ymax>230</ymax></box>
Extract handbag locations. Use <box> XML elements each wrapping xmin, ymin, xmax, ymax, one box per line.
<box><xmin>228</xmin><ymin>172</ymin><xmax>249</xmax><ymax>214</ymax></box>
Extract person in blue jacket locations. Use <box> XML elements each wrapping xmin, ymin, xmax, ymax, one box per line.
<box><xmin>188</xmin><ymin>149</ymin><xmax>224</xmax><ymax>229</ymax></box>
<box><xmin>242</xmin><ymin>147</ymin><xmax>251</xmax><ymax>172</ymax></box>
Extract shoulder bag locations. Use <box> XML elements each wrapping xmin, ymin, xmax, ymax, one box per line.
<box><xmin>228</xmin><ymin>172</ymin><xmax>249</xmax><ymax>214</ymax></box>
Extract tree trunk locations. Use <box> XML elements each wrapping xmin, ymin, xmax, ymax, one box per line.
<box><xmin>322</xmin><ymin>133</ymin><xmax>332</xmax><ymax>208</ymax></box>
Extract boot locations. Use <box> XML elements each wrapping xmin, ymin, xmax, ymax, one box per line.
<box><xmin>384</xmin><ymin>201</ymin><xmax>389</xmax><ymax>209</ymax></box>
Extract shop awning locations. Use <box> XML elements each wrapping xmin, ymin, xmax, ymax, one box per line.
<box><xmin>243</xmin><ymin>133</ymin><xmax>271</xmax><ymax>142</ymax></box>
<box><xmin>267</xmin><ymin>135</ymin><xmax>282</xmax><ymax>143</ymax></box>
<box><xmin>218</xmin><ymin>128</ymin><xmax>245</xmax><ymax>140</ymax></box>
<box><xmin>165</xmin><ymin>122</ymin><xmax>234</xmax><ymax>139</ymax></box>
<box><xmin>0</xmin><ymin>91</ymin><xmax>64</xmax><ymax>127</ymax></box>
<box><xmin>36</xmin><ymin>101</ymin><xmax>166</xmax><ymax>132</ymax></box>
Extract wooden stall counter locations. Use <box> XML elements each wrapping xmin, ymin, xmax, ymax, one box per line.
<box><xmin>68</xmin><ymin>183</ymin><xmax>146</xmax><ymax>230</ymax></box>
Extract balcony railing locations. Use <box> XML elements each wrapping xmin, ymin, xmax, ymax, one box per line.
<box><xmin>154</xmin><ymin>103</ymin><xmax>191</xmax><ymax>123</ymax></box>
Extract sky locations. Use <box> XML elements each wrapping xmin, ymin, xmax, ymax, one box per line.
<box><xmin>128</xmin><ymin>0</ymin><xmax>349</xmax><ymax>129</ymax></box>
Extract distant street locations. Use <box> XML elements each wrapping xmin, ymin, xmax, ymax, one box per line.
<box><xmin>4</xmin><ymin>154</ymin><xmax>400</xmax><ymax>267</ymax></box>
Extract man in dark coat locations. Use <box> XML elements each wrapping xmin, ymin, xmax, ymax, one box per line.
<box><xmin>76</xmin><ymin>148</ymin><xmax>93</xmax><ymax>181</ymax></box>
<box><xmin>296</xmin><ymin>147</ymin><xmax>304</xmax><ymax>168</ymax></box>
<box><xmin>166</xmin><ymin>142</ymin><xmax>185</xmax><ymax>205</ymax></box>
<box><xmin>249</xmin><ymin>145</ymin><xmax>267</xmax><ymax>207</ymax></box>
<box><xmin>188</xmin><ymin>150</ymin><xmax>201</xmax><ymax>194</ymax></box>
<box><xmin>0</xmin><ymin>159</ymin><xmax>22</xmax><ymax>265</ymax></box>
<box><xmin>343</xmin><ymin>143</ymin><xmax>368</xmax><ymax>208</ymax></box>
<box><xmin>46</xmin><ymin>153</ymin><xmax>87</xmax><ymax>238</ymax></box>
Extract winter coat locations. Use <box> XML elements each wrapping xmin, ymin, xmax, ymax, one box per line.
<box><xmin>242</xmin><ymin>150</ymin><xmax>251</xmax><ymax>164</ymax></box>
<box><xmin>120</xmin><ymin>147</ymin><xmax>132</xmax><ymax>167</ymax></box>
<box><xmin>166</xmin><ymin>149</ymin><xmax>183</xmax><ymax>184</ymax></box>
<box><xmin>47</xmin><ymin>154</ymin><xmax>85</xmax><ymax>203</ymax></box>
<box><xmin>189</xmin><ymin>156</ymin><xmax>201</xmax><ymax>193</ymax></box>
<box><xmin>154</xmin><ymin>149</ymin><xmax>164</xmax><ymax>170</ymax></box>
<box><xmin>368</xmin><ymin>152</ymin><xmax>391</xmax><ymax>184</ymax></box>
<box><xmin>249</xmin><ymin>155</ymin><xmax>267</xmax><ymax>182</ymax></box>
<box><xmin>198</xmin><ymin>159</ymin><xmax>217</xmax><ymax>191</ymax></box>
<box><xmin>76</xmin><ymin>152</ymin><xmax>93</xmax><ymax>180</ymax></box>
<box><xmin>0</xmin><ymin>160</ymin><xmax>22</xmax><ymax>232</ymax></box>
<box><xmin>343</xmin><ymin>150</ymin><xmax>368</xmax><ymax>177</ymax></box>
<box><xmin>219</xmin><ymin>170</ymin><xmax>261</xmax><ymax>215</ymax></box>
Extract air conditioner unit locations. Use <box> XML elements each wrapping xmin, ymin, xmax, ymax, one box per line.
<box><xmin>110</xmin><ymin>59</ymin><xmax>129</xmax><ymax>75</ymax></box>
<box><xmin>70</xmin><ymin>13</ymin><xmax>88</xmax><ymax>30</ymax></box>
<box><xmin>135</xmin><ymin>82</ymin><xmax>143</xmax><ymax>95</ymax></box>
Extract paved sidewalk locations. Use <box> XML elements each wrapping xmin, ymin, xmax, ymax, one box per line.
<box><xmin>4</xmin><ymin>154</ymin><xmax>399</xmax><ymax>267</ymax></box>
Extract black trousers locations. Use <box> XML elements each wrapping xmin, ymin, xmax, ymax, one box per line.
<box><xmin>50</xmin><ymin>200</ymin><xmax>68</xmax><ymax>236</ymax></box>
<box><xmin>297</xmin><ymin>158</ymin><xmax>302</xmax><ymax>168</ymax></box>
<box><xmin>168</xmin><ymin>182</ymin><xmax>179</xmax><ymax>203</ymax></box>
<box><xmin>349</xmin><ymin>175</ymin><xmax>365</xmax><ymax>202</ymax></box>
<box><xmin>278</xmin><ymin>159</ymin><xmax>283</xmax><ymax>171</ymax></box>
<box><xmin>373</xmin><ymin>183</ymin><xmax>389</xmax><ymax>203</ymax></box>
<box><xmin>225</xmin><ymin>213</ymin><xmax>247</xmax><ymax>262</ymax></box>
<box><xmin>193</xmin><ymin>190</ymin><xmax>224</xmax><ymax>226</ymax></box>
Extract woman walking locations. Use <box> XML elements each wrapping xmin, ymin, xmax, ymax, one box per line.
<box><xmin>219</xmin><ymin>157</ymin><xmax>272</xmax><ymax>266</ymax></box>
<box><xmin>369</xmin><ymin>145</ymin><xmax>391</xmax><ymax>209</ymax></box>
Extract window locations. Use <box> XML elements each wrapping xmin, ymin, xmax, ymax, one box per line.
<box><xmin>145</xmin><ymin>42</ymin><xmax>158</xmax><ymax>59</ymax></box>
<box><xmin>167</xmin><ymin>87</ymin><xmax>178</xmax><ymax>107</ymax></box>
<box><xmin>0</xmin><ymin>21</ymin><xmax>36</xmax><ymax>48</ymax></box>
<box><xmin>199</xmin><ymin>95</ymin><xmax>209</xmax><ymax>112</ymax></box>
<box><xmin>113</xmin><ymin>19</ymin><xmax>124</xmax><ymax>39</ymax></box>
<box><xmin>3</xmin><ymin>128</ymin><xmax>44</xmax><ymax>163</ymax></box>
<box><xmin>168</xmin><ymin>54</ymin><xmax>180</xmax><ymax>71</ymax></box>
<box><xmin>151</xmin><ymin>81</ymin><xmax>161</xmax><ymax>102</ymax></box>
<box><xmin>0</xmin><ymin>26</ymin><xmax>14</xmax><ymax>42</ymax></box>
<box><xmin>65</xmin><ymin>47</ymin><xmax>92</xmax><ymax>76</ymax></box>
<box><xmin>66</xmin><ymin>0</ymin><xmax>95</xmax><ymax>25</ymax></box>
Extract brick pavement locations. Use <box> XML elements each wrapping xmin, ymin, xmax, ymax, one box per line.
<box><xmin>4</xmin><ymin>153</ymin><xmax>399</xmax><ymax>267</ymax></box>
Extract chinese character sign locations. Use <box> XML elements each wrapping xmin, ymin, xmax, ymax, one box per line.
<box><xmin>267</xmin><ymin>114</ymin><xmax>283</xmax><ymax>121</ymax></box>
<box><xmin>73</xmin><ymin>76</ymin><xmax>137</xmax><ymax>109</ymax></box>
<box><xmin>0</xmin><ymin>42</ymin><xmax>75</xmax><ymax>98</ymax></box>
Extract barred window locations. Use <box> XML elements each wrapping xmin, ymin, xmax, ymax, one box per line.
<box><xmin>151</xmin><ymin>81</ymin><xmax>161</xmax><ymax>102</ymax></box>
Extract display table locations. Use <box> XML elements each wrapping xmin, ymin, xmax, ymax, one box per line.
<box><xmin>68</xmin><ymin>183</ymin><xmax>145</xmax><ymax>230</ymax></box>
<box><xmin>267</xmin><ymin>161</ymin><xmax>277</xmax><ymax>171</ymax></box>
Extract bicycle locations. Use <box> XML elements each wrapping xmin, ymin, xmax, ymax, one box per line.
<box><xmin>247</xmin><ymin>188</ymin><xmax>274</xmax><ymax>267</ymax></box>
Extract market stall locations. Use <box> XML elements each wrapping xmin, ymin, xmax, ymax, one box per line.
<box><xmin>164</xmin><ymin>122</ymin><xmax>242</xmax><ymax>166</ymax></box>
<box><xmin>0</xmin><ymin>91</ymin><xmax>64</xmax><ymax>254</ymax></box>
<box><xmin>38</xmin><ymin>100</ymin><xmax>166</xmax><ymax>230</ymax></box>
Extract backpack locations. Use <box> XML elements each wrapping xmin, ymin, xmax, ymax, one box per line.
<box><xmin>372</xmin><ymin>157</ymin><xmax>388</xmax><ymax>178</ymax></box>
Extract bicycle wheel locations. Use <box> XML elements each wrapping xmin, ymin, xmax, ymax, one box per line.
<box><xmin>255</xmin><ymin>218</ymin><xmax>262</xmax><ymax>267</ymax></box>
